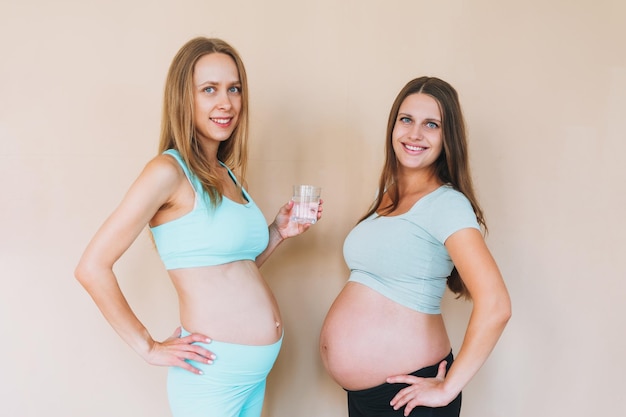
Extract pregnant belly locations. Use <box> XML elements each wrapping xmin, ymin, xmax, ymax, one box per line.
<box><xmin>319</xmin><ymin>282</ymin><xmax>450</xmax><ymax>390</ymax></box>
<box><xmin>172</xmin><ymin>261</ymin><xmax>283</xmax><ymax>345</ymax></box>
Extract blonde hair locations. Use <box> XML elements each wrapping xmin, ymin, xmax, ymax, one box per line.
<box><xmin>158</xmin><ymin>37</ymin><xmax>249</xmax><ymax>205</ymax></box>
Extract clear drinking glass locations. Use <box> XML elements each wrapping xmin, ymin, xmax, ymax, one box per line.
<box><xmin>291</xmin><ymin>185</ymin><xmax>321</xmax><ymax>224</ymax></box>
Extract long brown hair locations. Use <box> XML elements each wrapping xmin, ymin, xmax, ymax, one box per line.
<box><xmin>360</xmin><ymin>77</ymin><xmax>486</xmax><ymax>299</ymax></box>
<box><xmin>158</xmin><ymin>37</ymin><xmax>249</xmax><ymax>206</ymax></box>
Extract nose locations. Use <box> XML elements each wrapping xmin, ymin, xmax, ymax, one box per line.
<box><xmin>217</xmin><ymin>91</ymin><xmax>232</xmax><ymax>110</ymax></box>
<box><xmin>407</xmin><ymin>124</ymin><xmax>423</xmax><ymax>141</ymax></box>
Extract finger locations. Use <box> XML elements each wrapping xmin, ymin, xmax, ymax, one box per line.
<box><xmin>175</xmin><ymin>358</ymin><xmax>205</xmax><ymax>375</ymax></box>
<box><xmin>404</xmin><ymin>400</ymin><xmax>417</xmax><ymax>417</ymax></box>
<box><xmin>436</xmin><ymin>360</ymin><xmax>448</xmax><ymax>380</ymax></box>
<box><xmin>180</xmin><ymin>348</ymin><xmax>216</xmax><ymax>364</ymax></box>
<box><xmin>171</xmin><ymin>339</ymin><xmax>215</xmax><ymax>360</ymax></box>
<box><xmin>188</xmin><ymin>344</ymin><xmax>216</xmax><ymax>361</ymax></box>
<box><xmin>163</xmin><ymin>342</ymin><xmax>216</xmax><ymax>366</ymax></box>
<box><xmin>386</xmin><ymin>374</ymin><xmax>420</xmax><ymax>384</ymax></box>
<box><xmin>180</xmin><ymin>332</ymin><xmax>212</xmax><ymax>344</ymax></box>
<box><xmin>282</xmin><ymin>200</ymin><xmax>294</xmax><ymax>214</ymax></box>
<box><xmin>390</xmin><ymin>386</ymin><xmax>413</xmax><ymax>409</ymax></box>
<box><xmin>169</xmin><ymin>326</ymin><xmax>182</xmax><ymax>339</ymax></box>
<box><xmin>394</xmin><ymin>390</ymin><xmax>422</xmax><ymax>416</ymax></box>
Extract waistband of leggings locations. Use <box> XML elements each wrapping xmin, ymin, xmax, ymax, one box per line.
<box><xmin>180</xmin><ymin>326</ymin><xmax>284</xmax><ymax>349</ymax></box>
<box><xmin>346</xmin><ymin>350</ymin><xmax>454</xmax><ymax>394</ymax></box>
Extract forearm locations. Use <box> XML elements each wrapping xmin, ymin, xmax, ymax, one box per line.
<box><xmin>76</xmin><ymin>266</ymin><xmax>154</xmax><ymax>359</ymax></box>
<box><xmin>442</xmin><ymin>302</ymin><xmax>511</xmax><ymax>398</ymax></box>
<box><xmin>439</xmin><ymin>229</ymin><xmax>512</xmax><ymax>400</ymax></box>
<box><xmin>255</xmin><ymin>222</ymin><xmax>285</xmax><ymax>268</ymax></box>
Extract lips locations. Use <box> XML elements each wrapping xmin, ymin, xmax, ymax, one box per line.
<box><xmin>210</xmin><ymin>117</ymin><xmax>233</xmax><ymax>127</ymax></box>
<box><xmin>403</xmin><ymin>143</ymin><xmax>427</xmax><ymax>152</ymax></box>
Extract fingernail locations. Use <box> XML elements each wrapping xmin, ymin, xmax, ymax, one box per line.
<box><xmin>205</xmin><ymin>338</ymin><xmax>212</xmax><ymax>343</ymax></box>
<box><xmin>199</xmin><ymin>370</ymin><xmax>204</xmax><ymax>375</ymax></box>
<box><xmin>210</xmin><ymin>354</ymin><xmax>216</xmax><ymax>360</ymax></box>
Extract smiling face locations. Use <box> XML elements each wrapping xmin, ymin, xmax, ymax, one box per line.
<box><xmin>391</xmin><ymin>93</ymin><xmax>443</xmax><ymax>175</ymax></box>
<box><xmin>192</xmin><ymin>52</ymin><xmax>242</xmax><ymax>147</ymax></box>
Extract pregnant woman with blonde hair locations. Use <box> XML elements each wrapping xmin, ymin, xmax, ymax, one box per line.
<box><xmin>76</xmin><ymin>37</ymin><xmax>321</xmax><ymax>417</ymax></box>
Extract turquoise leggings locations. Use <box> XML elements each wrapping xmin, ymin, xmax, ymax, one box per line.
<box><xmin>167</xmin><ymin>328</ymin><xmax>282</xmax><ymax>417</ymax></box>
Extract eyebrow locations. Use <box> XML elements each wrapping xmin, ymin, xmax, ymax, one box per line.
<box><xmin>196</xmin><ymin>80</ymin><xmax>242</xmax><ymax>87</ymax></box>
<box><xmin>398</xmin><ymin>112</ymin><xmax>441</xmax><ymax>122</ymax></box>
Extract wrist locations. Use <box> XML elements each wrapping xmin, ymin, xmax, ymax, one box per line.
<box><xmin>269</xmin><ymin>222</ymin><xmax>286</xmax><ymax>243</ymax></box>
<box><xmin>133</xmin><ymin>330</ymin><xmax>156</xmax><ymax>361</ymax></box>
<box><xmin>440</xmin><ymin>379</ymin><xmax>462</xmax><ymax>404</ymax></box>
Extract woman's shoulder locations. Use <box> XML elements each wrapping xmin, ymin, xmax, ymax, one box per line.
<box><xmin>429</xmin><ymin>185</ymin><xmax>472</xmax><ymax>208</ymax></box>
<box><xmin>407</xmin><ymin>185</ymin><xmax>476</xmax><ymax>225</ymax></box>
<box><xmin>139</xmin><ymin>152</ymin><xmax>187</xmax><ymax>189</ymax></box>
<box><xmin>426</xmin><ymin>185</ymin><xmax>479</xmax><ymax>240</ymax></box>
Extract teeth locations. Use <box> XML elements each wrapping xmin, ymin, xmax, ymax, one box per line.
<box><xmin>405</xmin><ymin>144</ymin><xmax>425</xmax><ymax>151</ymax></box>
<box><xmin>212</xmin><ymin>118</ymin><xmax>230</xmax><ymax>125</ymax></box>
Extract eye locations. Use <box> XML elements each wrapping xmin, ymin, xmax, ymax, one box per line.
<box><xmin>203</xmin><ymin>86</ymin><xmax>216</xmax><ymax>94</ymax></box>
<box><xmin>228</xmin><ymin>86</ymin><xmax>241</xmax><ymax>94</ymax></box>
<box><xmin>399</xmin><ymin>116</ymin><xmax>412</xmax><ymax>124</ymax></box>
<box><xmin>426</xmin><ymin>121</ymin><xmax>439</xmax><ymax>129</ymax></box>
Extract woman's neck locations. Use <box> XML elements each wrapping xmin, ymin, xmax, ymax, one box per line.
<box><xmin>396</xmin><ymin>168</ymin><xmax>441</xmax><ymax>197</ymax></box>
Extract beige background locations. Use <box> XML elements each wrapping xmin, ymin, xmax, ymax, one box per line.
<box><xmin>1</xmin><ymin>0</ymin><xmax>625</xmax><ymax>416</ymax></box>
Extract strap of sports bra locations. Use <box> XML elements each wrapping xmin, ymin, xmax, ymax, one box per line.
<box><xmin>163</xmin><ymin>149</ymin><xmax>201</xmax><ymax>193</ymax></box>
<box><xmin>219</xmin><ymin>161</ymin><xmax>251</xmax><ymax>203</ymax></box>
<box><xmin>164</xmin><ymin>149</ymin><xmax>251</xmax><ymax>204</ymax></box>
<box><xmin>218</xmin><ymin>160</ymin><xmax>238</xmax><ymax>185</ymax></box>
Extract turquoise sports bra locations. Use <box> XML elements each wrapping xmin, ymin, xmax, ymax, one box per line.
<box><xmin>150</xmin><ymin>149</ymin><xmax>269</xmax><ymax>270</ymax></box>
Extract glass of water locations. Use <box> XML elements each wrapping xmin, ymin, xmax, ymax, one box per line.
<box><xmin>291</xmin><ymin>185</ymin><xmax>321</xmax><ymax>224</ymax></box>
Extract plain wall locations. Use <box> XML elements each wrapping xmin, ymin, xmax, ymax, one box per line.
<box><xmin>1</xmin><ymin>0</ymin><xmax>625</xmax><ymax>416</ymax></box>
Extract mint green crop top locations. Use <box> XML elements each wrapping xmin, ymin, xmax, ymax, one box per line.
<box><xmin>150</xmin><ymin>150</ymin><xmax>269</xmax><ymax>270</ymax></box>
<box><xmin>343</xmin><ymin>185</ymin><xmax>480</xmax><ymax>314</ymax></box>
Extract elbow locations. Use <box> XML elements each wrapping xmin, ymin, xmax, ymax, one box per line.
<box><xmin>500</xmin><ymin>309</ymin><xmax>512</xmax><ymax>330</ymax></box>
<box><xmin>495</xmin><ymin>296</ymin><xmax>512</xmax><ymax>328</ymax></box>
<box><xmin>477</xmin><ymin>294</ymin><xmax>511</xmax><ymax>330</ymax></box>
<box><xmin>74</xmin><ymin>259</ymin><xmax>97</xmax><ymax>289</ymax></box>
<box><xmin>74</xmin><ymin>262</ymin><xmax>89</xmax><ymax>286</ymax></box>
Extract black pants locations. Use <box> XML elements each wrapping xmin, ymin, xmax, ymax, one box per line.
<box><xmin>346</xmin><ymin>352</ymin><xmax>461</xmax><ymax>417</ymax></box>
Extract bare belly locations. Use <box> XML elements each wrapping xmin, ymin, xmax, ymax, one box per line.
<box><xmin>169</xmin><ymin>260</ymin><xmax>282</xmax><ymax>345</ymax></box>
<box><xmin>319</xmin><ymin>282</ymin><xmax>451</xmax><ymax>390</ymax></box>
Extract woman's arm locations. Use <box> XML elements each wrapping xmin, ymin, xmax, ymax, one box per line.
<box><xmin>75</xmin><ymin>156</ymin><xmax>215</xmax><ymax>374</ymax></box>
<box><xmin>255</xmin><ymin>199</ymin><xmax>323</xmax><ymax>268</ymax></box>
<box><xmin>387</xmin><ymin>227</ymin><xmax>511</xmax><ymax>414</ymax></box>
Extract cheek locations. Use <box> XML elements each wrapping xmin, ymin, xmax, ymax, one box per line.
<box><xmin>193</xmin><ymin>97</ymin><xmax>210</xmax><ymax>115</ymax></box>
<box><xmin>391</xmin><ymin>128</ymin><xmax>403</xmax><ymax>146</ymax></box>
<box><xmin>390</xmin><ymin>135</ymin><xmax>402</xmax><ymax>151</ymax></box>
<box><xmin>231</xmin><ymin>96</ymin><xmax>243</xmax><ymax>111</ymax></box>
<box><xmin>432</xmin><ymin>140</ymin><xmax>444</xmax><ymax>158</ymax></box>
<box><xmin>430</xmin><ymin>132</ymin><xmax>443</xmax><ymax>148</ymax></box>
